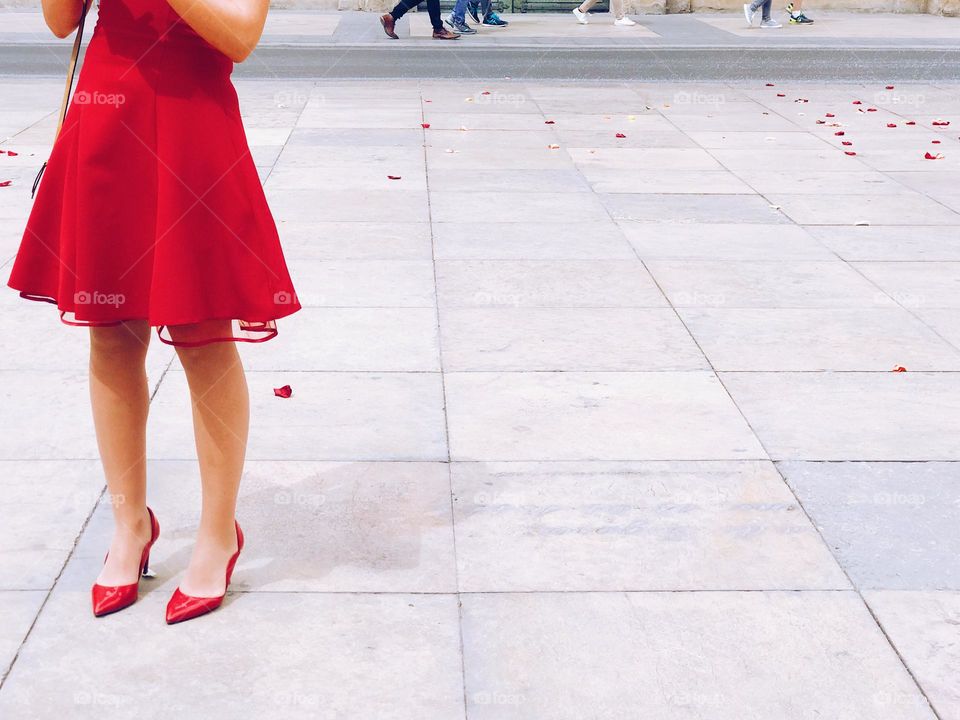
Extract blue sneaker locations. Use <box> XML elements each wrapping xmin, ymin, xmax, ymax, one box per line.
<box><xmin>483</xmin><ymin>10</ymin><xmax>509</xmax><ymax>25</ymax></box>
<box><xmin>467</xmin><ymin>1</ymin><xmax>481</xmax><ymax>22</ymax></box>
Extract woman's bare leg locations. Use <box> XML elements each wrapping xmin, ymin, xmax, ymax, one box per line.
<box><xmin>169</xmin><ymin>320</ymin><xmax>249</xmax><ymax>596</ymax></box>
<box><xmin>90</xmin><ymin>321</ymin><xmax>153</xmax><ymax>586</ymax></box>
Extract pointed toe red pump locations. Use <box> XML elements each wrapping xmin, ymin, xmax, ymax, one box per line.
<box><xmin>165</xmin><ymin>521</ymin><xmax>244</xmax><ymax>625</ymax></box>
<box><xmin>91</xmin><ymin>507</ymin><xmax>160</xmax><ymax>618</ymax></box>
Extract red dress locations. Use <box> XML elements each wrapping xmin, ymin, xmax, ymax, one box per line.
<box><xmin>8</xmin><ymin>0</ymin><xmax>301</xmax><ymax>346</ymax></box>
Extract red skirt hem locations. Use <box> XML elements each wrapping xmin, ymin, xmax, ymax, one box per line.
<box><xmin>15</xmin><ymin>290</ymin><xmax>293</xmax><ymax>348</ymax></box>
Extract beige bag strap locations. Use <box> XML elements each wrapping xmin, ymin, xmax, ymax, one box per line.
<box><xmin>33</xmin><ymin>0</ymin><xmax>90</xmax><ymax>197</ymax></box>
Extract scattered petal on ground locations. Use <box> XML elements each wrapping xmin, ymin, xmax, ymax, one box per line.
<box><xmin>925</xmin><ymin>151</ymin><xmax>944</xmax><ymax>160</ymax></box>
<box><xmin>547</xmin><ymin>144</ymin><xmax>560</xmax><ymax>150</ymax></box>
<box><xmin>835</xmin><ymin>131</ymin><xmax>845</xmax><ymax>136</ymax></box>
<box><xmin>906</xmin><ymin>120</ymin><xmax>916</xmax><ymax>125</ymax></box>
<box><xmin>932</xmin><ymin>119</ymin><xmax>950</xmax><ymax>126</ymax></box>
<box><xmin>544</xmin><ymin>120</ymin><xmax>555</xmax><ymax>124</ymax></box>
<box><xmin>0</xmin><ymin>180</ymin><xmax>11</xmax><ymax>187</ymax></box>
<box><xmin>885</xmin><ymin>85</ymin><xmax>895</xmax><ymax>90</ymax></box>
<box><xmin>273</xmin><ymin>385</ymin><xmax>293</xmax><ymax>399</ymax></box>
<box><xmin>421</xmin><ymin>123</ymin><xmax>430</xmax><ymax>129</ymax></box>
<box><xmin>887</xmin><ymin>123</ymin><xmax>897</xmax><ymax>128</ymax></box>
<box><xmin>844</xmin><ymin>151</ymin><xmax>857</xmax><ymax>156</ymax></box>
<box><xmin>852</xmin><ymin>100</ymin><xmax>862</xmax><ymax>104</ymax></box>
<box><xmin>892</xmin><ymin>366</ymin><xmax>907</xmax><ymax>372</ymax></box>
<box><xmin>615</xmin><ymin>132</ymin><xmax>626</xmax><ymax>138</ymax></box>
<box><xmin>387</xmin><ymin>175</ymin><xmax>401</xmax><ymax>180</ymax></box>
<box><xmin>842</xmin><ymin>141</ymin><xmax>853</xmax><ymax>146</ymax></box>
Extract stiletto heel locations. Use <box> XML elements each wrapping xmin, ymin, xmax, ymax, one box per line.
<box><xmin>165</xmin><ymin>521</ymin><xmax>244</xmax><ymax>625</ymax></box>
<box><xmin>91</xmin><ymin>507</ymin><xmax>160</xmax><ymax>617</ymax></box>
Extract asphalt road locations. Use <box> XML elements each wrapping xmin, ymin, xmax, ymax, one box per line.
<box><xmin>1</xmin><ymin>43</ymin><xmax>959</xmax><ymax>81</ymax></box>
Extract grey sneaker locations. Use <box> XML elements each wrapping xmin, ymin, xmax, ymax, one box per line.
<box><xmin>445</xmin><ymin>15</ymin><xmax>477</xmax><ymax>33</ymax></box>
<box><xmin>760</xmin><ymin>18</ymin><xmax>782</xmax><ymax>27</ymax></box>
<box><xmin>743</xmin><ymin>3</ymin><xmax>756</xmax><ymax>25</ymax></box>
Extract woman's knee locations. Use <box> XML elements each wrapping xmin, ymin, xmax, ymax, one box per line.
<box><xmin>89</xmin><ymin>321</ymin><xmax>151</xmax><ymax>360</ymax></box>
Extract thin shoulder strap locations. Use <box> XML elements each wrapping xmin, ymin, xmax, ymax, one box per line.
<box><xmin>33</xmin><ymin>0</ymin><xmax>89</xmax><ymax>198</ymax></box>
<box><xmin>56</xmin><ymin>0</ymin><xmax>90</xmax><ymax>135</ymax></box>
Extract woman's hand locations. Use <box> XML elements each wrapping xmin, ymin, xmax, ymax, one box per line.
<box><xmin>41</xmin><ymin>0</ymin><xmax>87</xmax><ymax>39</ymax></box>
<box><xmin>165</xmin><ymin>0</ymin><xmax>270</xmax><ymax>63</ymax></box>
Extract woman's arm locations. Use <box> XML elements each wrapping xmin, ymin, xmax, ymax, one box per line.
<box><xmin>41</xmin><ymin>0</ymin><xmax>86</xmax><ymax>39</ymax></box>
<box><xmin>165</xmin><ymin>0</ymin><xmax>269</xmax><ymax>63</ymax></box>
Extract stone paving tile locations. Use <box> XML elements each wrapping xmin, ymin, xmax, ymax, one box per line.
<box><xmin>445</xmin><ymin>371</ymin><xmax>766</xmax><ymax>461</ymax></box>
<box><xmin>430</xmin><ymin>191</ymin><xmax>610</xmax><ymax>224</ymax></box>
<box><xmin>239</xmin><ymin>307</ymin><xmax>440</xmax><ymax>372</ymax></box>
<box><xmin>435</xmin><ymin>260</ymin><xmax>667</xmax><ymax>308</ymax></box>
<box><xmin>679</xmin><ymin>308</ymin><xmax>960</xmax><ymax>371</ymax></box>
<box><xmin>779</xmin><ymin>462</ymin><xmax>960</xmax><ymax>590</ymax></box>
<box><xmin>620</xmin><ymin>223</ymin><xmax>835</xmax><ymax>260</ymax></box>
<box><xmin>601</xmin><ymin>193</ymin><xmax>789</xmax><ymax>223</ymax></box>
<box><xmin>278</xmin><ymin>221</ymin><xmax>433</xmax><ymax>260</ymax></box>
<box><xmin>148</xmin><ymin>371</ymin><xmax>448</xmax><ymax>461</ymax></box>
<box><xmin>645</xmin><ymin>260</ymin><xmax>890</xmax><ymax>308</ymax></box>
<box><xmin>804</xmin><ymin>226</ymin><xmax>960</xmax><ymax>261</ymax></box>
<box><xmin>0</xmin><ymin>591</ymin><xmax>45</xmax><ymax>678</ymax></box>
<box><xmin>452</xmin><ymin>460</ymin><xmax>847</xmax><ymax>591</ymax></box>
<box><xmin>288</xmin><ymin>258</ymin><xmax>436</xmax><ymax>307</ymax></box>
<box><xmin>0</xmin><ymin>371</ymin><xmax>101</xmax><ymax>460</ymax></box>
<box><xmin>768</xmin><ymin>193</ymin><xmax>960</xmax><ymax>226</ymax></box>
<box><xmin>854</xmin><ymin>261</ymin><xmax>960</xmax><ymax>308</ymax></box>
<box><xmin>722</xmin><ymin>373</ymin><xmax>960</xmax><ymax>460</ymax></box>
<box><xmin>60</xmin><ymin>461</ymin><xmax>457</xmax><ymax>594</ymax></box>
<box><xmin>0</xmin><ymin>590</ymin><xmax>464</xmax><ymax>720</ymax></box>
<box><xmin>440</xmin><ymin>307</ymin><xmax>707</xmax><ymax>371</ymax></box>
<box><xmin>0</xmin><ymin>460</ymin><xmax>102</xmax><ymax>591</ymax></box>
<box><xmin>865</xmin><ymin>591</ymin><xmax>960</xmax><ymax>720</ymax></box>
<box><xmin>432</xmin><ymin>221</ymin><xmax>636</xmax><ymax>260</ymax></box>
<box><xmin>460</xmin><ymin>591</ymin><xmax>936</xmax><ymax>720</ymax></box>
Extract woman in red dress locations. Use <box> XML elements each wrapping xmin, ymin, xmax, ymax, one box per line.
<box><xmin>10</xmin><ymin>0</ymin><xmax>300</xmax><ymax>623</ymax></box>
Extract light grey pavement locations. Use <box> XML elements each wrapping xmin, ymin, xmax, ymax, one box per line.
<box><xmin>1</xmin><ymin>77</ymin><xmax>960</xmax><ymax>718</ymax></box>
<box><xmin>1</xmin><ymin>9</ymin><xmax>959</xmax><ymax>79</ymax></box>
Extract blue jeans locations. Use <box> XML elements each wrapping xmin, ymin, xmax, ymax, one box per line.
<box><xmin>749</xmin><ymin>0</ymin><xmax>772</xmax><ymax>20</ymax></box>
<box><xmin>451</xmin><ymin>0</ymin><xmax>491</xmax><ymax>24</ymax></box>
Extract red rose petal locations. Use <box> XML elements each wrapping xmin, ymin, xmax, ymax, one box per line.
<box><xmin>887</xmin><ymin>123</ymin><xmax>897</xmax><ymax>128</ymax></box>
<box><xmin>867</xmin><ymin>108</ymin><xmax>878</xmax><ymax>112</ymax></box>
<box><xmin>892</xmin><ymin>365</ymin><xmax>907</xmax><ymax>372</ymax></box>
<box><xmin>480</xmin><ymin>91</ymin><xmax>491</xmax><ymax>95</ymax></box>
<box><xmin>905</xmin><ymin>121</ymin><xmax>916</xmax><ymax>125</ymax></box>
<box><xmin>0</xmin><ymin>180</ymin><xmax>11</xmax><ymax>187</ymax></box>
<box><xmin>885</xmin><ymin>85</ymin><xmax>895</xmax><ymax>90</ymax></box>
<box><xmin>932</xmin><ymin>120</ymin><xmax>950</xmax><ymax>126</ymax></box>
<box><xmin>544</xmin><ymin>120</ymin><xmax>555</xmax><ymax>125</ymax></box>
<box><xmin>816</xmin><ymin>120</ymin><xmax>826</xmax><ymax>125</ymax></box>
<box><xmin>844</xmin><ymin>151</ymin><xmax>857</xmax><ymax>156</ymax></box>
<box><xmin>421</xmin><ymin>123</ymin><xmax>431</xmax><ymax>129</ymax></box>
<box><xmin>825</xmin><ymin>113</ymin><xmax>835</xmax><ymax>118</ymax></box>
<box><xmin>933</xmin><ymin>140</ymin><xmax>942</xmax><ymax>144</ymax></box>
<box><xmin>0</xmin><ymin>150</ymin><xmax>18</xmax><ymax>156</ymax></box>
<box><xmin>776</xmin><ymin>93</ymin><xmax>785</xmax><ymax>97</ymax></box>
<box><xmin>841</xmin><ymin>141</ymin><xmax>853</xmax><ymax>146</ymax></box>
<box><xmin>834</xmin><ymin>131</ymin><xmax>845</xmax><ymax>136</ymax></box>
<box><xmin>615</xmin><ymin>132</ymin><xmax>626</xmax><ymax>138</ymax></box>
<box><xmin>766</xmin><ymin>82</ymin><xmax>775</xmax><ymax>86</ymax></box>
<box><xmin>387</xmin><ymin>175</ymin><xmax>402</xmax><ymax>180</ymax></box>
<box><xmin>852</xmin><ymin>100</ymin><xmax>862</xmax><ymax>105</ymax></box>
<box><xmin>273</xmin><ymin>385</ymin><xmax>293</xmax><ymax>398</ymax></box>
<box><xmin>925</xmin><ymin>152</ymin><xmax>943</xmax><ymax>160</ymax></box>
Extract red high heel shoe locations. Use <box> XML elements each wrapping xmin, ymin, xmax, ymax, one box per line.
<box><xmin>165</xmin><ymin>522</ymin><xmax>244</xmax><ymax>625</ymax></box>
<box><xmin>91</xmin><ymin>507</ymin><xmax>160</xmax><ymax>617</ymax></box>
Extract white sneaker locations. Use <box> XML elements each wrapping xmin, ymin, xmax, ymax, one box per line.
<box><xmin>743</xmin><ymin>3</ymin><xmax>755</xmax><ymax>25</ymax></box>
<box><xmin>614</xmin><ymin>16</ymin><xmax>636</xmax><ymax>25</ymax></box>
<box><xmin>572</xmin><ymin>7</ymin><xmax>589</xmax><ymax>23</ymax></box>
<box><xmin>760</xmin><ymin>18</ymin><xmax>782</xmax><ymax>27</ymax></box>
